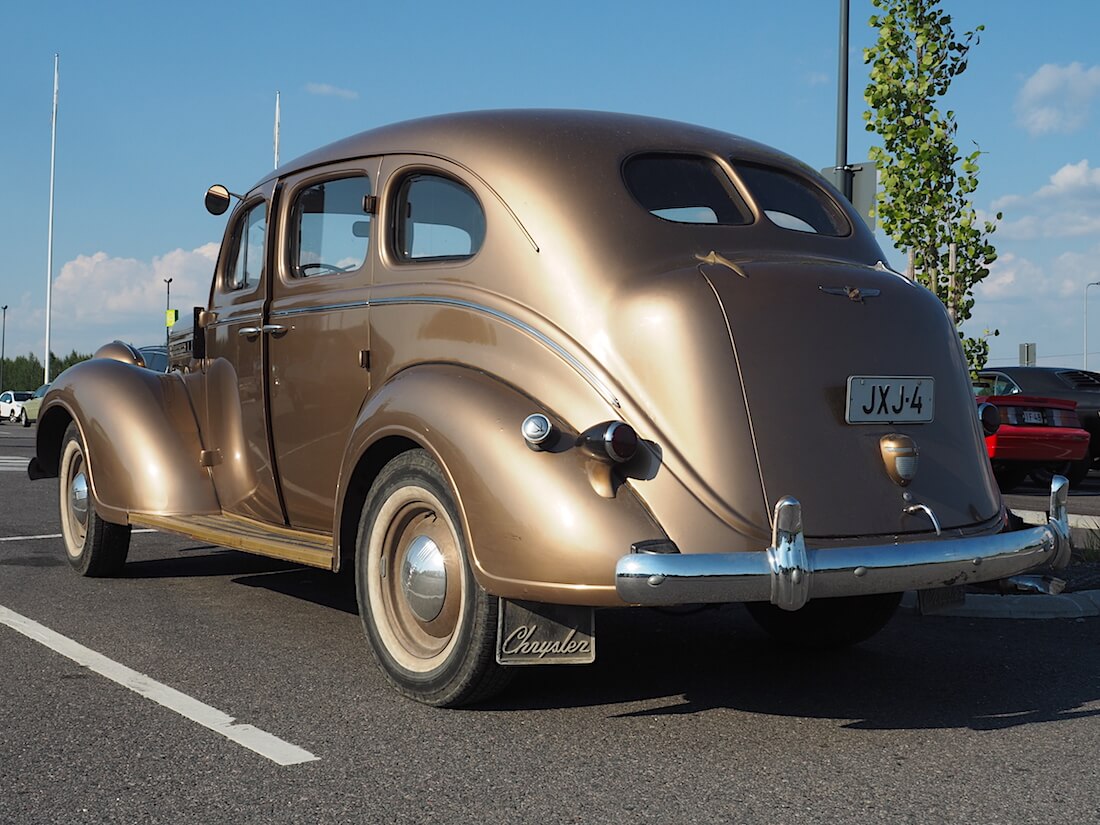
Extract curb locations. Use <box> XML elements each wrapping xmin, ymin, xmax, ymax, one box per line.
<box><xmin>901</xmin><ymin>590</ymin><xmax>1100</xmax><ymax>620</ymax></box>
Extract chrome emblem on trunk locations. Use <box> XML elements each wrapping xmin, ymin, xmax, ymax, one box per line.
<box><xmin>820</xmin><ymin>285</ymin><xmax>881</xmax><ymax>302</ymax></box>
<box><xmin>880</xmin><ymin>434</ymin><xmax>919</xmax><ymax>486</ymax></box>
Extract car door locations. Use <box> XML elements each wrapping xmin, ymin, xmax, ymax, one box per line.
<box><xmin>267</xmin><ymin>160</ymin><xmax>380</xmax><ymax>531</ymax></box>
<box><xmin>203</xmin><ymin>179</ymin><xmax>286</xmax><ymax>524</ymax></box>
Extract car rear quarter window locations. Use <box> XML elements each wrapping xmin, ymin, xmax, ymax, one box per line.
<box><xmin>732</xmin><ymin>163</ymin><xmax>849</xmax><ymax>236</ymax></box>
<box><xmin>291</xmin><ymin>176</ymin><xmax>373</xmax><ymax>277</ymax></box>
<box><xmin>393</xmin><ymin>174</ymin><xmax>485</xmax><ymax>262</ymax></box>
<box><xmin>623</xmin><ymin>154</ymin><xmax>752</xmax><ymax>225</ymax></box>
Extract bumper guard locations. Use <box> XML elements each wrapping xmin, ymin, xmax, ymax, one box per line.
<box><xmin>616</xmin><ymin>477</ymin><xmax>1072</xmax><ymax>611</ymax></box>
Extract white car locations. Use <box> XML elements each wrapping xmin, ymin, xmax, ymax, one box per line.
<box><xmin>0</xmin><ymin>390</ymin><xmax>32</xmax><ymax>422</ymax></box>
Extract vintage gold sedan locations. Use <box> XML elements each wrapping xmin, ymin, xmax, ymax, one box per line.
<box><xmin>30</xmin><ymin>111</ymin><xmax>1070</xmax><ymax>706</ymax></box>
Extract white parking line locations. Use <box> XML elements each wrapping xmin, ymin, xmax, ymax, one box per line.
<box><xmin>0</xmin><ymin>529</ymin><xmax>157</xmax><ymax>542</ymax></box>
<box><xmin>0</xmin><ymin>456</ymin><xmax>29</xmax><ymax>471</ymax></box>
<box><xmin>0</xmin><ymin>604</ymin><xmax>319</xmax><ymax>766</ymax></box>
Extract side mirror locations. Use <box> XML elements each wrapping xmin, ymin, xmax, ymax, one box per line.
<box><xmin>204</xmin><ymin>184</ymin><xmax>233</xmax><ymax>216</ymax></box>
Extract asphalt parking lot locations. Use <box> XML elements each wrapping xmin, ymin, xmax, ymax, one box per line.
<box><xmin>2</xmin><ymin>421</ymin><xmax>1099</xmax><ymax>824</ymax></box>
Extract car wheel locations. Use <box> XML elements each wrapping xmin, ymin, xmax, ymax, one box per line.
<box><xmin>745</xmin><ymin>592</ymin><xmax>902</xmax><ymax>648</ymax></box>
<box><xmin>1066</xmin><ymin>450</ymin><xmax>1091</xmax><ymax>486</ymax></box>
<box><xmin>355</xmin><ymin>449</ymin><xmax>512</xmax><ymax>707</ymax></box>
<box><xmin>993</xmin><ymin>464</ymin><xmax>1030</xmax><ymax>493</ymax></box>
<box><xmin>20</xmin><ymin>409</ymin><xmax>29</xmax><ymax>427</ymax></box>
<box><xmin>59</xmin><ymin>423</ymin><xmax>131</xmax><ymax>576</ymax></box>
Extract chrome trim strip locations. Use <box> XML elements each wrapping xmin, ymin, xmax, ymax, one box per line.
<box><xmin>268</xmin><ymin>296</ymin><xmax>619</xmax><ymax>407</ymax></box>
<box><xmin>616</xmin><ymin>478</ymin><xmax>1072</xmax><ymax>611</ymax></box>
<box><xmin>269</xmin><ymin>302</ymin><xmax>368</xmax><ymax>318</ymax></box>
<box><xmin>209</xmin><ymin>313</ymin><xmax>262</xmax><ymax>329</ymax></box>
<box><xmin>372</xmin><ymin>296</ymin><xmax>620</xmax><ymax>408</ymax></box>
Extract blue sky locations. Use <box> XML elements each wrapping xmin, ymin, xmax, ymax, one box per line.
<box><xmin>2</xmin><ymin>0</ymin><xmax>1098</xmax><ymax>372</ymax></box>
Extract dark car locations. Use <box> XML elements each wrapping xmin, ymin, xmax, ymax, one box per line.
<box><xmin>975</xmin><ymin>367</ymin><xmax>1100</xmax><ymax>483</ymax></box>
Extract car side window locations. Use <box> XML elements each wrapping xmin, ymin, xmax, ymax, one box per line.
<box><xmin>291</xmin><ymin>176</ymin><xmax>373</xmax><ymax>277</ymax></box>
<box><xmin>228</xmin><ymin>202</ymin><xmax>267</xmax><ymax>291</ymax></box>
<box><xmin>394</xmin><ymin>174</ymin><xmax>485</xmax><ymax>261</ymax></box>
<box><xmin>992</xmin><ymin>374</ymin><xmax>1021</xmax><ymax>395</ymax></box>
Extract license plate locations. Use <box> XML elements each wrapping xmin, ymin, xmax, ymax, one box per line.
<box><xmin>1022</xmin><ymin>409</ymin><xmax>1044</xmax><ymax>425</ymax></box>
<box><xmin>846</xmin><ymin>375</ymin><xmax>934</xmax><ymax>424</ymax></box>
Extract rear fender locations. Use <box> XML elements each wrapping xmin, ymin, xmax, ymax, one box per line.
<box><xmin>336</xmin><ymin>365</ymin><xmax>665</xmax><ymax>606</ymax></box>
<box><xmin>33</xmin><ymin>359</ymin><xmax>219</xmax><ymax>524</ymax></box>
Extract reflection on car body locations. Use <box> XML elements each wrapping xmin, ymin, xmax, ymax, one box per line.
<box><xmin>29</xmin><ymin>111</ymin><xmax>1072</xmax><ymax>706</ymax></box>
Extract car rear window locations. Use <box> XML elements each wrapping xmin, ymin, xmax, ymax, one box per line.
<box><xmin>732</xmin><ymin>163</ymin><xmax>849</xmax><ymax>236</ymax></box>
<box><xmin>623</xmin><ymin>155</ymin><xmax>751</xmax><ymax>225</ymax></box>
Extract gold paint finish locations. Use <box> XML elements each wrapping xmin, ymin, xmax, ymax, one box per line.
<box><xmin>32</xmin><ymin>111</ymin><xmax>1002</xmax><ymax>607</ymax></box>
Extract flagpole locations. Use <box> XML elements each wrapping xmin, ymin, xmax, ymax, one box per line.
<box><xmin>44</xmin><ymin>53</ymin><xmax>58</xmax><ymax>384</ymax></box>
<box><xmin>274</xmin><ymin>90</ymin><xmax>280</xmax><ymax>169</ymax></box>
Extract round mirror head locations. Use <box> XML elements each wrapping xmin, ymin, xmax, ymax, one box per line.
<box><xmin>204</xmin><ymin>184</ymin><xmax>231</xmax><ymax>216</ymax></box>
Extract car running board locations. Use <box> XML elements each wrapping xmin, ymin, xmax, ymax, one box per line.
<box><xmin>128</xmin><ymin>512</ymin><xmax>335</xmax><ymax>570</ymax></box>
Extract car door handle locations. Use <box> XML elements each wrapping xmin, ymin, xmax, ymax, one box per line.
<box><xmin>238</xmin><ymin>327</ymin><xmax>262</xmax><ymax>338</ymax></box>
<box><xmin>262</xmin><ymin>324</ymin><xmax>288</xmax><ymax>337</ymax></box>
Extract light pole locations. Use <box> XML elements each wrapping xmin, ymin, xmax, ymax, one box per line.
<box><xmin>1</xmin><ymin>305</ymin><xmax>7</xmax><ymax>391</ymax></box>
<box><xmin>1086</xmin><ymin>282</ymin><xmax>1100</xmax><ymax>370</ymax></box>
<box><xmin>164</xmin><ymin>277</ymin><xmax>173</xmax><ymax>354</ymax></box>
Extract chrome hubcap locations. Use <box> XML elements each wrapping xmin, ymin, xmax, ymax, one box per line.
<box><xmin>401</xmin><ymin>535</ymin><xmax>447</xmax><ymax>622</ymax></box>
<box><xmin>70</xmin><ymin>471</ymin><xmax>89</xmax><ymax>528</ymax></box>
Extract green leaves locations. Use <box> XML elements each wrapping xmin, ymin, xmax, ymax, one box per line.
<box><xmin>864</xmin><ymin>0</ymin><xmax>997</xmax><ymax>372</ymax></box>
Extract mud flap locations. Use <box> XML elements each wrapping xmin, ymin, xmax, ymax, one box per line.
<box><xmin>496</xmin><ymin>599</ymin><xmax>596</xmax><ymax>665</ymax></box>
<box><xmin>916</xmin><ymin>585</ymin><xmax>966</xmax><ymax>615</ymax></box>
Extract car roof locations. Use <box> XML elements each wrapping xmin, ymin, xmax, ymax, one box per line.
<box><xmin>258</xmin><ymin>109</ymin><xmax>815</xmax><ymax>191</ymax></box>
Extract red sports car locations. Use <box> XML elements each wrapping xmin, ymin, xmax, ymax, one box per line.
<box><xmin>978</xmin><ymin>395</ymin><xmax>1089</xmax><ymax>492</ymax></box>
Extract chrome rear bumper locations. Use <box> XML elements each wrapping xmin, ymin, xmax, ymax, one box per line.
<box><xmin>616</xmin><ymin>477</ymin><xmax>1072</xmax><ymax>612</ymax></box>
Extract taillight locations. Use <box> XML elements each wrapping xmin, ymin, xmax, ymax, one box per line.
<box><xmin>578</xmin><ymin>421</ymin><xmax>639</xmax><ymax>463</ymax></box>
<box><xmin>977</xmin><ymin>402</ymin><xmax>999</xmax><ymax>436</ymax></box>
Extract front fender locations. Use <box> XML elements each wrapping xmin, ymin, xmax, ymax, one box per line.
<box><xmin>338</xmin><ymin>365</ymin><xmax>665</xmax><ymax>606</ymax></box>
<box><xmin>34</xmin><ymin>359</ymin><xmax>219</xmax><ymax>523</ymax></box>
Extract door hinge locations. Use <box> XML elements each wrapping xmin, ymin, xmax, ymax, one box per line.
<box><xmin>359</xmin><ymin>349</ymin><xmax>371</xmax><ymax>370</ymax></box>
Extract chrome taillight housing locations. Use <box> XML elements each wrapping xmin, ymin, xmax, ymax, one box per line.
<box><xmin>578</xmin><ymin>421</ymin><xmax>639</xmax><ymax>463</ymax></box>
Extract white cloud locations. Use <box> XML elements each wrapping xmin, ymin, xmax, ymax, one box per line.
<box><xmin>991</xmin><ymin>160</ymin><xmax>1100</xmax><ymax>241</ymax></box>
<box><xmin>1014</xmin><ymin>62</ymin><xmax>1100</xmax><ymax>135</ymax></box>
<box><xmin>966</xmin><ymin>243</ymin><xmax>1100</xmax><ymax>367</ymax></box>
<box><xmin>805</xmin><ymin>71</ymin><xmax>829</xmax><ymax>87</ymax></box>
<box><xmin>305</xmin><ymin>82</ymin><xmax>359</xmax><ymax>100</ymax></box>
<box><xmin>1036</xmin><ymin>158</ymin><xmax>1100</xmax><ymax>197</ymax></box>
<box><xmin>47</xmin><ymin>243</ymin><xmax>218</xmax><ymax>354</ymax></box>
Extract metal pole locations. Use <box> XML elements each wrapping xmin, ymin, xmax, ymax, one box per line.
<box><xmin>274</xmin><ymin>90</ymin><xmax>280</xmax><ymax>169</ymax></box>
<box><xmin>948</xmin><ymin>242</ymin><xmax>957</xmax><ymax>324</ymax></box>
<box><xmin>835</xmin><ymin>0</ymin><xmax>853</xmax><ymax>201</ymax></box>
<box><xmin>1</xmin><ymin>305</ymin><xmax>7</xmax><ymax>392</ymax></box>
<box><xmin>44</xmin><ymin>54</ymin><xmax>59</xmax><ymax>385</ymax></box>
<box><xmin>1085</xmin><ymin>282</ymin><xmax>1100</xmax><ymax>370</ymax></box>
<box><xmin>164</xmin><ymin>277</ymin><xmax>173</xmax><ymax>355</ymax></box>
